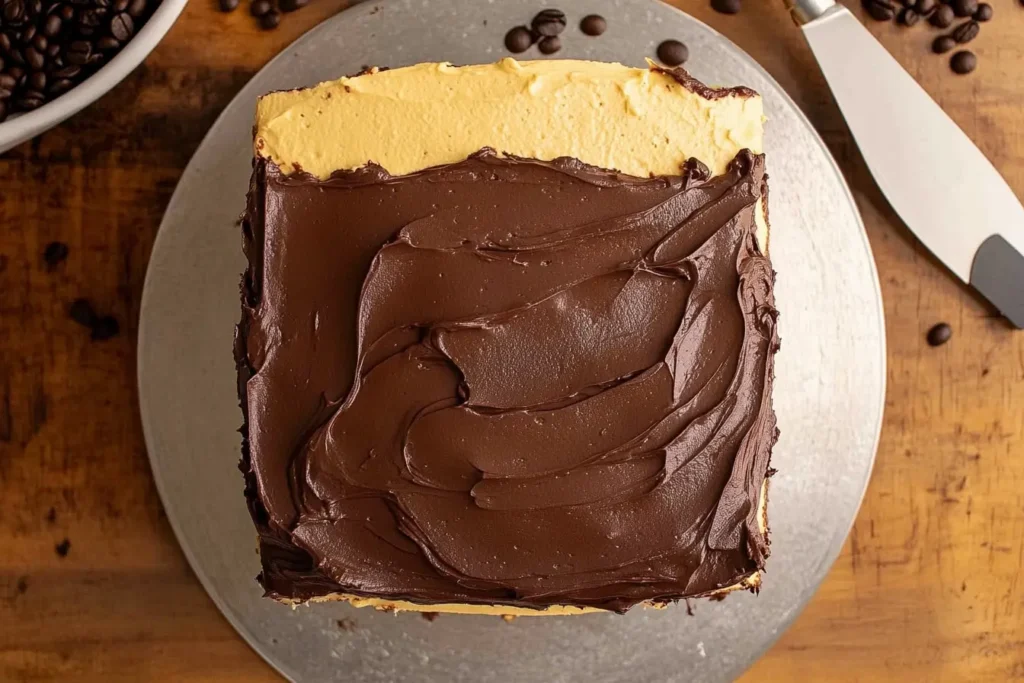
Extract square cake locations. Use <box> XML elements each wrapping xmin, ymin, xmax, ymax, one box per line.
<box><xmin>237</xmin><ymin>59</ymin><xmax>779</xmax><ymax>616</ymax></box>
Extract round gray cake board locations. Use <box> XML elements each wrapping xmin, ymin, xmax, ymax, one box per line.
<box><xmin>138</xmin><ymin>1</ymin><xmax>887</xmax><ymax>681</ymax></box>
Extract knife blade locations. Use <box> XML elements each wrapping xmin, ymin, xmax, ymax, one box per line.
<box><xmin>784</xmin><ymin>0</ymin><xmax>1024</xmax><ymax>328</ymax></box>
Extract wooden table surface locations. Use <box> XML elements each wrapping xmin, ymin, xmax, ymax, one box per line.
<box><xmin>1</xmin><ymin>1</ymin><xmax>1022</xmax><ymax>680</ymax></box>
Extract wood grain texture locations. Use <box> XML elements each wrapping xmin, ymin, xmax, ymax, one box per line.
<box><xmin>1</xmin><ymin>1</ymin><xmax>1022</xmax><ymax>681</ymax></box>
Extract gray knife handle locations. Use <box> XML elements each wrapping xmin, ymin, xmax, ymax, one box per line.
<box><xmin>783</xmin><ymin>0</ymin><xmax>837</xmax><ymax>24</ymax></box>
<box><xmin>970</xmin><ymin>235</ymin><xmax>1024</xmax><ymax>329</ymax></box>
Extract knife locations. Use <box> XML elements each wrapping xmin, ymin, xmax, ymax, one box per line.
<box><xmin>784</xmin><ymin>0</ymin><xmax>1024</xmax><ymax>328</ymax></box>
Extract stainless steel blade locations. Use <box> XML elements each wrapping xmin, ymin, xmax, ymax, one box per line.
<box><xmin>785</xmin><ymin>0</ymin><xmax>1024</xmax><ymax>327</ymax></box>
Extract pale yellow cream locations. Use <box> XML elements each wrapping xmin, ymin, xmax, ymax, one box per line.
<box><xmin>255</xmin><ymin>59</ymin><xmax>764</xmax><ymax>180</ymax></box>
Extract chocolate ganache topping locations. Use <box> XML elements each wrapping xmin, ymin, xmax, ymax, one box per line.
<box><xmin>237</xmin><ymin>149</ymin><xmax>780</xmax><ymax>613</ymax></box>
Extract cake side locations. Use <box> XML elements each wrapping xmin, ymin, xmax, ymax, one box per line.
<box><xmin>238</xmin><ymin>60</ymin><xmax>778</xmax><ymax>616</ymax></box>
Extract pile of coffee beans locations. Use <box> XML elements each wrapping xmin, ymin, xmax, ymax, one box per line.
<box><xmin>0</xmin><ymin>0</ymin><xmax>158</xmax><ymax>122</ymax></box>
<box><xmin>217</xmin><ymin>0</ymin><xmax>309</xmax><ymax>30</ymax></box>
<box><xmin>504</xmin><ymin>9</ymin><xmax>576</xmax><ymax>55</ymax></box>
<box><xmin>862</xmin><ymin>0</ymin><xmax>994</xmax><ymax>74</ymax></box>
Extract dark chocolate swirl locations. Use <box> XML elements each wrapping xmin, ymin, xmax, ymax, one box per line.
<box><xmin>237</xmin><ymin>149</ymin><xmax>779</xmax><ymax>613</ymax></box>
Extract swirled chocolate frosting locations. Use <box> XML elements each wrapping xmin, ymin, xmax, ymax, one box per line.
<box><xmin>237</xmin><ymin>149</ymin><xmax>779</xmax><ymax>613</ymax></box>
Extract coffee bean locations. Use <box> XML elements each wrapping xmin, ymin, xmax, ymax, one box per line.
<box><xmin>249</xmin><ymin>0</ymin><xmax>270</xmax><ymax>15</ymax></box>
<box><xmin>90</xmin><ymin>315</ymin><xmax>119</xmax><ymax>340</ymax></box>
<box><xmin>950</xmin><ymin>49</ymin><xmax>977</xmax><ymax>74</ymax></box>
<box><xmin>45</xmin><ymin>42</ymin><xmax>58</xmax><ymax>57</ymax></box>
<box><xmin>926</xmin><ymin>322</ymin><xmax>952</xmax><ymax>346</ymax></box>
<box><xmin>28</xmin><ymin>70</ymin><xmax>44</xmax><ymax>89</ymax></box>
<box><xmin>952</xmin><ymin>20</ymin><xmax>979</xmax><ymax>43</ymax></box>
<box><xmin>504</xmin><ymin>25</ymin><xmax>532</xmax><ymax>53</ymax></box>
<box><xmin>43</xmin><ymin>240</ymin><xmax>68</xmax><ymax>269</ymax></box>
<box><xmin>47</xmin><ymin>76</ymin><xmax>70</xmax><ymax>93</ymax></box>
<box><xmin>32</xmin><ymin>33</ymin><xmax>47</xmax><ymax>51</ymax></box>
<box><xmin>531</xmin><ymin>9</ymin><xmax>566</xmax><ymax>37</ymax></box>
<box><xmin>711</xmin><ymin>0</ymin><xmax>742</xmax><ymax>14</ymax></box>
<box><xmin>21</xmin><ymin>24</ymin><xmax>38</xmax><ymax>42</ymax></box>
<box><xmin>952</xmin><ymin>0</ymin><xmax>976</xmax><ymax>16</ymax></box>
<box><xmin>66</xmin><ymin>39</ymin><xmax>90</xmax><ymax>64</ymax></box>
<box><xmin>279</xmin><ymin>0</ymin><xmax>308</xmax><ymax>12</ymax></box>
<box><xmin>69</xmin><ymin>298</ymin><xmax>97</xmax><ymax>327</ymax></box>
<box><xmin>537</xmin><ymin>35</ymin><xmax>560</xmax><ymax>54</ymax></box>
<box><xmin>3</xmin><ymin>0</ymin><xmax>26</xmax><ymax>24</ymax></box>
<box><xmin>24</xmin><ymin>45</ymin><xmax>43</xmax><ymax>69</ymax></box>
<box><xmin>59</xmin><ymin>3</ymin><xmax>74</xmax><ymax>20</ymax></box>
<box><xmin>113</xmin><ymin>0</ymin><xmax>127</xmax><ymax>10</ymax></box>
<box><xmin>915</xmin><ymin>0</ymin><xmax>936</xmax><ymax>12</ymax></box>
<box><xmin>864</xmin><ymin>0</ymin><xmax>896</xmax><ymax>20</ymax></box>
<box><xmin>930</xmin><ymin>3</ymin><xmax>954</xmax><ymax>26</ymax></box>
<box><xmin>580</xmin><ymin>14</ymin><xmax>606</xmax><ymax>36</ymax></box>
<box><xmin>258</xmin><ymin>9</ymin><xmax>279</xmax><ymax>29</ymax></box>
<box><xmin>126</xmin><ymin>0</ymin><xmax>143</xmax><ymax>16</ymax></box>
<box><xmin>51</xmin><ymin>64</ymin><xmax>79</xmax><ymax>78</ymax></box>
<box><xmin>932</xmin><ymin>35</ymin><xmax>956</xmax><ymax>53</ymax></box>
<box><xmin>0</xmin><ymin>33</ymin><xmax>10</xmax><ymax>53</ymax></box>
<box><xmin>218</xmin><ymin>0</ymin><xmax>238</xmax><ymax>10</ymax></box>
<box><xmin>898</xmin><ymin>7</ymin><xmax>919</xmax><ymax>25</ymax></box>
<box><xmin>656</xmin><ymin>39</ymin><xmax>688</xmax><ymax>66</ymax></box>
<box><xmin>0</xmin><ymin>73</ymin><xmax>15</xmax><ymax>89</ymax></box>
<box><xmin>97</xmin><ymin>35</ymin><xmax>118</xmax><ymax>49</ymax></box>
<box><xmin>109</xmin><ymin>11</ymin><xmax>132</xmax><ymax>40</ymax></box>
<box><xmin>973</xmin><ymin>2</ymin><xmax>992</xmax><ymax>20</ymax></box>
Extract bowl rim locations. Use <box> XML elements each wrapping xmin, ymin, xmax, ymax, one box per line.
<box><xmin>0</xmin><ymin>0</ymin><xmax>188</xmax><ymax>148</ymax></box>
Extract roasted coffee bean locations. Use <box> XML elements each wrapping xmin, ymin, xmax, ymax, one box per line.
<box><xmin>0</xmin><ymin>98</ymin><xmax>6</xmax><ymax>121</ymax></box>
<box><xmin>47</xmin><ymin>76</ymin><xmax>70</xmax><ymax>93</ymax></box>
<box><xmin>51</xmin><ymin>64</ymin><xmax>79</xmax><ymax>78</ymax></box>
<box><xmin>952</xmin><ymin>0</ymin><xmax>976</xmax><ymax>16</ymax></box>
<box><xmin>113</xmin><ymin>0</ymin><xmax>127</xmax><ymax>10</ymax></box>
<box><xmin>279</xmin><ymin>0</ymin><xmax>308</xmax><ymax>12</ymax></box>
<box><xmin>504</xmin><ymin>25</ymin><xmax>533</xmax><ymax>53</ymax></box>
<box><xmin>656</xmin><ymin>39</ymin><xmax>689</xmax><ymax>66</ymax></box>
<box><xmin>950</xmin><ymin>49</ymin><xmax>977</xmax><ymax>73</ymax></box>
<box><xmin>28</xmin><ymin>69</ymin><xmax>44</xmax><ymax>90</ymax></box>
<box><xmin>926</xmin><ymin>322</ymin><xmax>952</xmax><ymax>346</ymax></box>
<box><xmin>537</xmin><ymin>35</ymin><xmax>560</xmax><ymax>54</ymax></box>
<box><xmin>69</xmin><ymin>298</ymin><xmax>97</xmax><ymax>327</ymax></box>
<box><xmin>973</xmin><ymin>2</ymin><xmax>992</xmax><ymax>20</ymax></box>
<box><xmin>24</xmin><ymin>46</ymin><xmax>43</xmax><ymax>69</ymax></box>
<box><xmin>218</xmin><ymin>0</ymin><xmax>238</xmax><ymax>10</ymax></box>
<box><xmin>3</xmin><ymin>0</ymin><xmax>27</xmax><ymax>24</ymax></box>
<box><xmin>898</xmin><ymin>7</ymin><xmax>919</xmax><ymax>25</ymax></box>
<box><xmin>43</xmin><ymin>241</ymin><xmax>68</xmax><ymax>268</ymax></box>
<box><xmin>65</xmin><ymin>39</ymin><xmax>90</xmax><ymax>64</ymax></box>
<box><xmin>258</xmin><ymin>8</ymin><xmax>278</xmax><ymax>29</ymax></box>
<box><xmin>90</xmin><ymin>315</ymin><xmax>119</xmax><ymax>340</ymax></box>
<box><xmin>930</xmin><ymin>3</ymin><xmax>955</xmax><ymax>26</ymax></box>
<box><xmin>864</xmin><ymin>0</ymin><xmax>897</xmax><ymax>21</ymax></box>
<box><xmin>32</xmin><ymin>33</ymin><xmax>47</xmax><ymax>51</ymax></box>
<box><xmin>0</xmin><ymin>33</ymin><xmax>11</xmax><ymax>53</ymax></box>
<box><xmin>580</xmin><ymin>14</ymin><xmax>606</xmax><ymax>36</ymax></box>
<box><xmin>711</xmin><ymin>0</ymin><xmax>742</xmax><ymax>14</ymax></box>
<box><xmin>15</xmin><ymin>94</ymin><xmax>42</xmax><ymax>109</ymax></box>
<box><xmin>932</xmin><ymin>35</ymin><xmax>956</xmax><ymax>52</ymax></box>
<box><xmin>97</xmin><ymin>35</ymin><xmax>118</xmax><ymax>49</ymax></box>
<box><xmin>249</xmin><ymin>0</ymin><xmax>270</xmax><ymax>16</ymax></box>
<box><xmin>915</xmin><ymin>0</ymin><xmax>936</xmax><ymax>12</ymax></box>
<box><xmin>45</xmin><ymin>42</ymin><xmax>58</xmax><ymax>57</ymax></box>
<box><xmin>0</xmin><ymin>73</ymin><xmax>15</xmax><ymax>89</ymax></box>
<box><xmin>531</xmin><ymin>9</ymin><xmax>566</xmax><ymax>37</ymax></box>
<box><xmin>21</xmin><ymin>24</ymin><xmax>37</xmax><ymax>42</ymax></box>
<box><xmin>109</xmin><ymin>11</ymin><xmax>132</xmax><ymax>40</ymax></box>
<box><xmin>952</xmin><ymin>20</ymin><xmax>979</xmax><ymax>43</ymax></box>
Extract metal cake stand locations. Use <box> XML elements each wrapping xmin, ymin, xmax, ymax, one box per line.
<box><xmin>137</xmin><ymin>1</ymin><xmax>886</xmax><ymax>681</ymax></box>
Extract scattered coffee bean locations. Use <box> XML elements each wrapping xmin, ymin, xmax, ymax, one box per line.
<box><xmin>69</xmin><ymin>298</ymin><xmax>97</xmax><ymax>328</ymax></box>
<box><xmin>950</xmin><ymin>49</ymin><xmax>977</xmax><ymax>73</ymax></box>
<box><xmin>933</xmin><ymin>35</ymin><xmax>956</xmax><ymax>53</ymax></box>
<box><xmin>899</xmin><ymin>7</ymin><xmax>920</xmax><ymax>25</ymax></box>
<box><xmin>915</xmin><ymin>0</ymin><xmax>936</xmax><ymax>12</ymax></box>
<box><xmin>42</xmin><ymin>240</ymin><xmax>68</xmax><ymax>269</ymax></box>
<box><xmin>579</xmin><ymin>14</ymin><xmax>606</xmax><ymax>36</ymax></box>
<box><xmin>951</xmin><ymin>19</ymin><xmax>979</xmax><ymax>43</ymax></box>
<box><xmin>864</xmin><ymin>0</ymin><xmax>897</xmax><ymax>21</ymax></box>
<box><xmin>657</xmin><ymin>39</ymin><xmax>689</xmax><ymax>67</ymax></box>
<box><xmin>279</xmin><ymin>0</ymin><xmax>308</xmax><ymax>12</ymax></box>
<box><xmin>711</xmin><ymin>0</ymin><xmax>742</xmax><ymax>14</ymax></box>
<box><xmin>973</xmin><ymin>2</ymin><xmax>992</xmax><ymax>21</ymax></box>
<box><xmin>504</xmin><ymin>25</ymin><xmax>533</xmax><ymax>53</ymax></box>
<box><xmin>249</xmin><ymin>0</ymin><xmax>270</xmax><ymax>16</ymax></box>
<box><xmin>218</xmin><ymin>0</ymin><xmax>237</xmax><ymax>10</ymax></box>
<box><xmin>930</xmin><ymin>3</ymin><xmax>955</xmax><ymax>26</ymax></box>
<box><xmin>926</xmin><ymin>322</ymin><xmax>953</xmax><ymax>346</ymax></box>
<box><xmin>531</xmin><ymin>8</ymin><xmax>566</xmax><ymax>37</ymax></box>
<box><xmin>952</xmin><ymin>0</ymin><xmax>977</xmax><ymax>17</ymax></box>
<box><xmin>90</xmin><ymin>315</ymin><xmax>119</xmax><ymax>340</ymax></box>
<box><xmin>55</xmin><ymin>539</ymin><xmax>71</xmax><ymax>557</ymax></box>
<box><xmin>537</xmin><ymin>35</ymin><xmax>560</xmax><ymax>55</ymax></box>
<box><xmin>258</xmin><ymin>8</ymin><xmax>278</xmax><ymax>29</ymax></box>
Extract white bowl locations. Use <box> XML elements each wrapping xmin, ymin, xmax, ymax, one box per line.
<box><xmin>0</xmin><ymin>0</ymin><xmax>188</xmax><ymax>154</ymax></box>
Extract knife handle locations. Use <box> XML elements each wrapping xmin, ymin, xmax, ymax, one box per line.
<box><xmin>783</xmin><ymin>0</ymin><xmax>837</xmax><ymax>24</ymax></box>
<box><xmin>971</xmin><ymin>235</ymin><xmax>1024</xmax><ymax>329</ymax></box>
